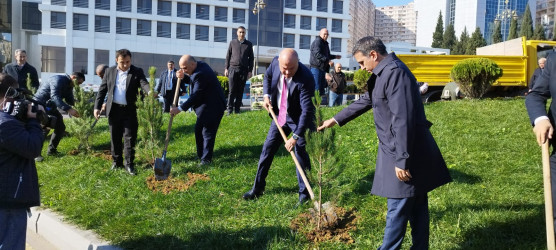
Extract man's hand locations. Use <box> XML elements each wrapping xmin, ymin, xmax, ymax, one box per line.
<box><xmin>68</xmin><ymin>108</ymin><xmax>80</xmax><ymax>118</ymax></box>
<box><xmin>325</xmin><ymin>73</ymin><xmax>332</xmax><ymax>81</ymax></box>
<box><xmin>101</xmin><ymin>103</ymin><xmax>106</xmax><ymax>112</ymax></box>
<box><xmin>176</xmin><ymin>69</ymin><xmax>185</xmax><ymax>79</ymax></box>
<box><xmin>263</xmin><ymin>96</ymin><xmax>272</xmax><ymax>112</ymax></box>
<box><xmin>224</xmin><ymin>69</ymin><xmax>229</xmax><ymax>77</ymax></box>
<box><xmin>247</xmin><ymin>72</ymin><xmax>252</xmax><ymax>79</ymax></box>
<box><xmin>285</xmin><ymin>137</ymin><xmax>297</xmax><ymax>152</ymax></box>
<box><xmin>534</xmin><ymin>119</ymin><xmax>553</xmax><ymax>146</ymax></box>
<box><xmin>26</xmin><ymin>104</ymin><xmax>37</xmax><ymax>119</ymax></box>
<box><xmin>317</xmin><ymin>118</ymin><xmax>337</xmax><ymax>131</ymax></box>
<box><xmin>336</xmin><ymin>55</ymin><xmax>342</xmax><ymax>59</ymax></box>
<box><xmin>94</xmin><ymin>109</ymin><xmax>101</xmax><ymax>119</ymax></box>
<box><xmin>395</xmin><ymin>167</ymin><xmax>412</xmax><ymax>182</ymax></box>
<box><xmin>170</xmin><ymin>107</ymin><xmax>181</xmax><ymax>116</ymax></box>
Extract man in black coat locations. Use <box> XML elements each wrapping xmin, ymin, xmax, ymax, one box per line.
<box><xmin>170</xmin><ymin>55</ymin><xmax>226</xmax><ymax>165</ymax></box>
<box><xmin>310</xmin><ymin>28</ymin><xmax>341</xmax><ymax>96</ymax></box>
<box><xmin>319</xmin><ymin>37</ymin><xmax>451</xmax><ymax>249</ymax></box>
<box><xmin>224</xmin><ymin>26</ymin><xmax>254</xmax><ymax>114</ymax></box>
<box><xmin>529</xmin><ymin>57</ymin><xmax>546</xmax><ymax>92</ymax></box>
<box><xmin>2</xmin><ymin>49</ymin><xmax>39</xmax><ymax>90</ymax></box>
<box><xmin>94</xmin><ymin>49</ymin><xmax>151</xmax><ymax>175</ymax></box>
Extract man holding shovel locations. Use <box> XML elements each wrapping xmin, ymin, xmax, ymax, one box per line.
<box><xmin>242</xmin><ymin>48</ymin><xmax>315</xmax><ymax>206</ymax></box>
<box><xmin>170</xmin><ymin>55</ymin><xmax>226</xmax><ymax>166</ymax></box>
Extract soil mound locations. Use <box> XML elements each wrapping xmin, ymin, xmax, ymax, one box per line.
<box><xmin>146</xmin><ymin>172</ymin><xmax>210</xmax><ymax>194</ymax></box>
<box><xmin>290</xmin><ymin>205</ymin><xmax>358</xmax><ymax>244</ymax></box>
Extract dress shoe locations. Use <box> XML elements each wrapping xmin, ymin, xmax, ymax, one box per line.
<box><xmin>199</xmin><ymin>160</ymin><xmax>212</xmax><ymax>166</ymax></box>
<box><xmin>47</xmin><ymin>149</ymin><xmax>59</xmax><ymax>156</ymax></box>
<box><xmin>35</xmin><ymin>155</ymin><xmax>44</xmax><ymax>162</ymax></box>
<box><xmin>124</xmin><ymin>166</ymin><xmax>136</xmax><ymax>175</ymax></box>
<box><xmin>242</xmin><ymin>190</ymin><xmax>263</xmax><ymax>200</ymax></box>
<box><xmin>111</xmin><ymin>163</ymin><xmax>123</xmax><ymax>170</ymax></box>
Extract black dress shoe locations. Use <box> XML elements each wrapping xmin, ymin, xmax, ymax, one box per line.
<box><xmin>295</xmin><ymin>197</ymin><xmax>310</xmax><ymax>209</ymax></box>
<box><xmin>199</xmin><ymin>160</ymin><xmax>212</xmax><ymax>166</ymax></box>
<box><xmin>242</xmin><ymin>190</ymin><xmax>263</xmax><ymax>200</ymax></box>
<box><xmin>111</xmin><ymin>163</ymin><xmax>123</xmax><ymax>170</ymax></box>
<box><xmin>125</xmin><ymin>166</ymin><xmax>136</xmax><ymax>175</ymax></box>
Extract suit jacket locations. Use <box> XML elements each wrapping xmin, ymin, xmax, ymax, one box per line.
<box><xmin>155</xmin><ymin>68</ymin><xmax>187</xmax><ymax>99</ymax></box>
<box><xmin>527</xmin><ymin>52</ymin><xmax>556</xmax><ymax>126</ymax></box>
<box><xmin>334</xmin><ymin>53</ymin><xmax>451</xmax><ymax>198</ymax></box>
<box><xmin>2</xmin><ymin>62</ymin><xmax>39</xmax><ymax>90</ymax></box>
<box><xmin>34</xmin><ymin>74</ymin><xmax>75</xmax><ymax>111</ymax></box>
<box><xmin>94</xmin><ymin>65</ymin><xmax>150</xmax><ymax>117</ymax></box>
<box><xmin>179</xmin><ymin>61</ymin><xmax>226</xmax><ymax>122</ymax></box>
<box><xmin>264</xmin><ymin>56</ymin><xmax>315</xmax><ymax>136</ymax></box>
<box><xmin>529</xmin><ymin>67</ymin><xmax>543</xmax><ymax>89</ymax></box>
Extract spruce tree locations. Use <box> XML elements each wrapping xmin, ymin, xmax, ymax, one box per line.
<box><xmin>466</xmin><ymin>27</ymin><xmax>487</xmax><ymax>55</ymax></box>
<box><xmin>553</xmin><ymin>22</ymin><xmax>556</xmax><ymax>40</ymax></box>
<box><xmin>432</xmin><ymin>11</ymin><xmax>444</xmax><ymax>48</ymax></box>
<box><xmin>492</xmin><ymin>21</ymin><xmax>502</xmax><ymax>44</ymax></box>
<box><xmin>533</xmin><ymin>22</ymin><xmax>546</xmax><ymax>40</ymax></box>
<box><xmin>443</xmin><ymin>24</ymin><xmax>457</xmax><ymax>51</ymax></box>
<box><xmin>519</xmin><ymin>4</ymin><xmax>534</xmax><ymax>39</ymax></box>
<box><xmin>508</xmin><ymin>17</ymin><xmax>518</xmax><ymax>40</ymax></box>
<box><xmin>66</xmin><ymin>80</ymin><xmax>96</xmax><ymax>151</ymax></box>
<box><xmin>136</xmin><ymin>66</ymin><xmax>164</xmax><ymax>165</ymax></box>
<box><xmin>453</xmin><ymin>27</ymin><xmax>469</xmax><ymax>55</ymax></box>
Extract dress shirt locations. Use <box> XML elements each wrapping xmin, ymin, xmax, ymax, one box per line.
<box><xmin>263</xmin><ymin>75</ymin><xmax>291</xmax><ymax>111</ymax></box>
<box><xmin>113</xmin><ymin>68</ymin><xmax>129</xmax><ymax>105</ymax></box>
<box><xmin>166</xmin><ymin>71</ymin><xmax>173</xmax><ymax>91</ymax></box>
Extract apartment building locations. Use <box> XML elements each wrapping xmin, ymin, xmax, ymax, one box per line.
<box><xmin>374</xmin><ymin>2</ymin><xmax>416</xmax><ymax>45</ymax></box>
<box><xmin>536</xmin><ymin>0</ymin><xmax>555</xmax><ymax>39</ymax></box>
<box><xmin>347</xmin><ymin>0</ymin><xmax>375</xmax><ymax>54</ymax></box>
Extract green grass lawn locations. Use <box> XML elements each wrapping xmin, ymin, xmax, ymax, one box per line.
<box><xmin>36</xmin><ymin>98</ymin><xmax>547</xmax><ymax>249</ymax></box>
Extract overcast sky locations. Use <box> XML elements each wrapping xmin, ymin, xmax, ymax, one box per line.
<box><xmin>373</xmin><ymin>0</ymin><xmax>413</xmax><ymax>8</ymax></box>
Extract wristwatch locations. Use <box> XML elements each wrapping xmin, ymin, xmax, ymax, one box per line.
<box><xmin>292</xmin><ymin>133</ymin><xmax>299</xmax><ymax>140</ymax></box>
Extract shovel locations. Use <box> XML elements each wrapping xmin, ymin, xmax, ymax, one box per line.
<box><xmin>154</xmin><ymin>78</ymin><xmax>182</xmax><ymax>181</ymax></box>
<box><xmin>542</xmin><ymin>142</ymin><xmax>556</xmax><ymax>250</ymax></box>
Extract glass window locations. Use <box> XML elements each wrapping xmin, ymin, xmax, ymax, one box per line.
<box><xmin>137</xmin><ymin>0</ymin><xmax>152</xmax><ymax>14</ymax></box>
<box><xmin>117</xmin><ymin>0</ymin><xmax>131</xmax><ymax>12</ymax></box>
<box><xmin>95</xmin><ymin>0</ymin><xmax>110</xmax><ymax>10</ymax></box>
<box><xmin>299</xmin><ymin>35</ymin><xmax>310</xmax><ymax>49</ymax></box>
<box><xmin>285</xmin><ymin>0</ymin><xmax>296</xmax><ymax>9</ymax></box>
<box><xmin>52</xmin><ymin>0</ymin><xmax>66</xmax><ymax>6</ymax></box>
<box><xmin>22</xmin><ymin>2</ymin><xmax>41</xmax><ymax>31</ymax></box>
<box><xmin>215</xmin><ymin>7</ymin><xmax>228</xmax><ymax>22</ymax></box>
<box><xmin>317</xmin><ymin>0</ymin><xmax>327</xmax><ymax>12</ymax></box>
<box><xmin>233</xmin><ymin>8</ymin><xmax>245</xmax><ymax>23</ymax></box>
<box><xmin>116</xmin><ymin>17</ymin><xmax>131</xmax><ymax>34</ymax></box>
<box><xmin>196</xmin><ymin>25</ymin><xmax>209</xmax><ymax>41</ymax></box>
<box><xmin>137</xmin><ymin>20</ymin><xmax>151</xmax><ymax>36</ymax></box>
<box><xmin>230</xmin><ymin>28</ymin><xmax>238</xmax><ymax>40</ymax></box>
<box><xmin>95</xmin><ymin>50</ymin><xmax>109</xmax><ymax>71</ymax></box>
<box><xmin>157</xmin><ymin>21</ymin><xmax>171</xmax><ymax>38</ymax></box>
<box><xmin>332</xmin><ymin>19</ymin><xmax>342</xmax><ymax>33</ymax></box>
<box><xmin>73</xmin><ymin>14</ymin><xmax>88</xmax><ymax>31</ymax></box>
<box><xmin>214</xmin><ymin>27</ymin><xmax>227</xmax><ymax>42</ymax></box>
<box><xmin>177</xmin><ymin>23</ymin><xmax>190</xmax><ymax>39</ymax></box>
<box><xmin>283</xmin><ymin>33</ymin><xmax>295</xmax><ymax>48</ymax></box>
<box><xmin>95</xmin><ymin>15</ymin><xmax>110</xmax><ymax>33</ymax></box>
<box><xmin>332</xmin><ymin>0</ymin><xmax>343</xmax><ymax>14</ymax></box>
<box><xmin>42</xmin><ymin>46</ymin><xmax>66</xmax><ymax>73</ymax></box>
<box><xmin>316</xmin><ymin>17</ymin><xmax>327</xmax><ymax>31</ymax></box>
<box><xmin>73</xmin><ymin>0</ymin><xmax>88</xmax><ymax>8</ymax></box>
<box><xmin>51</xmin><ymin>12</ymin><xmax>66</xmax><ymax>29</ymax></box>
<box><xmin>177</xmin><ymin>3</ymin><xmax>191</xmax><ymax>18</ymax></box>
<box><xmin>301</xmin><ymin>0</ymin><xmax>312</xmax><ymax>10</ymax></box>
<box><xmin>158</xmin><ymin>1</ymin><xmax>172</xmax><ymax>16</ymax></box>
<box><xmin>196</xmin><ymin>5</ymin><xmax>209</xmax><ymax>20</ymax></box>
<box><xmin>331</xmin><ymin>38</ymin><xmax>341</xmax><ymax>52</ymax></box>
<box><xmin>300</xmin><ymin>16</ymin><xmax>311</xmax><ymax>30</ymax></box>
<box><xmin>73</xmin><ymin>48</ymin><xmax>88</xmax><ymax>74</ymax></box>
<box><xmin>234</xmin><ymin>0</ymin><xmax>245</xmax><ymax>2</ymax></box>
<box><xmin>284</xmin><ymin>14</ymin><xmax>295</xmax><ymax>28</ymax></box>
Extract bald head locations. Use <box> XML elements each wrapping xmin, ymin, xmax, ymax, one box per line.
<box><xmin>96</xmin><ymin>64</ymin><xmax>108</xmax><ymax>79</ymax></box>
<box><xmin>179</xmin><ymin>55</ymin><xmax>197</xmax><ymax>75</ymax></box>
<box><xmin>335</xmin><ymin>63</ymin><xmax>342</xmax><ymax>73</ymax></box>
<box><xmin>319</xmin><ymin>28</ymin><xmax>329</xmax><ymax>41</ymax></box>
<box><xmin>278</xmin><ymin>48</ymin><xmax>299</xmax><ymax>78</ymax></box>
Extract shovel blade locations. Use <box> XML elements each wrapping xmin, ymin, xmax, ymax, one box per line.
<box><xmin>154</xmin><ymin>157</ymin><xmax>172</xmax><ymax>181</ymax></box>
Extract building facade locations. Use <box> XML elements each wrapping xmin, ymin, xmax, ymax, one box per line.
<box><xmin>347</xmin><ymin>0</ymin><xmax>375</xmax><ymax>55</ymax></box>
<box><xmin>536</xmin><ymin>0</ymin><xmax>555</xmax><ymax>39</ymax></box>
<box><xmin>374</xmin><ymin>2</ymin><xmax>417</xmax><ymax>45</ymax></box>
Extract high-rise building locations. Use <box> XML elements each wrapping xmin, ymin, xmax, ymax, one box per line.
<box><xmin>374</xmin><ymin>2</ymin><xmax>417</xmax><ymax>45</ymax></box>
<box><xmin>348</xmin><ymin>0</ymin><xmax>375</xmax><ymax>54</ymax></box>
<box><xmin>535</xmin><ymin>0</ymin><xmax>555</xmax><ymax>39</ymax></box>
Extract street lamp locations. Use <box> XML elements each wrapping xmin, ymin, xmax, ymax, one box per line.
<box><xmin>497</xmin><ymin>0</ymin><xmax>516</xmax><ymax>41</ymax></box>
<box><xmin>252</xmin><ymin>0</ymin><xmax>266</xmax><ymax>76</ymax></box>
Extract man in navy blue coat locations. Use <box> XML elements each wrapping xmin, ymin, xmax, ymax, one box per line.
<box><xmin>242</xmin><ymin>48</ymin><xmax>316</xmax><ymax>204</ymax></box>
<box><xmin>170</xmin><ymin>55</ymin><xmax>226</xmax><ymax>165</ymax></box>
<box><xmin>319</xmin><ymin>37</ymin><xmax>451</xmax><ymax>249</ymax></box>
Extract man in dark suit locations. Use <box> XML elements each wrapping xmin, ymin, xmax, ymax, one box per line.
<box><xmin>242</xmin><ymin>48</ymin><xmax>316</xmax><ymax>205</ymax></box>
<box><xmin>529</xmin><ymin>57</ymin><xmax>546</xmax><ymax>92</ymax></box>
<box><xmin>94</xmin><ymin>49</ymin><xmax>150</xmax><ymax>175</ymax></box>
<box><xmin>318</xmin><ymin>37</ymin><xmax>451</xmax><ymax>249</ymax></box>
<box><xmin>155</xmin><ymin>60</ymin><xmax>187</xmax><ymax>113</ymax></box>
<box><xmin>2</xmin><ymin>49</ymin><xmax>39</xmax><ymax>91</ymax></box>
<box><xmin>170</xmin><ymin>55</ymin><xmax>226</xmax><ymax>165</ymax></box>
<box><xmin>526</xmin><ymin>52</ymin><xmax>556</xmax><ymax>232</ymax></box>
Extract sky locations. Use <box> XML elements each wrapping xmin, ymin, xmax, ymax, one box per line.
<box><xmin>373</xmin><ymin>0</ymin><xmax>413</xmax><ymax>8</ymax></box>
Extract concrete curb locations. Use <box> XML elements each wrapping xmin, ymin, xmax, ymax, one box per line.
<box><xmin>27</xmin><ymin>207</ymin><xmax>121</xmax><ymax>250</ymax></box>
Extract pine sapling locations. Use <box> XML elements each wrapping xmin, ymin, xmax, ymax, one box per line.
<box><xmin>67</xmin><ymin>79</ymin><xmax>96</xmax><ymax>151</ymax></box>
<box><xmin>136</xmin><ymin>66</ymin><xmax>164</xmax><ymax>165</ymax></box>
<box><xmin>26</xmin><ymin>73</ymin><xmax>36</xmax><ymax>94</ymax></box>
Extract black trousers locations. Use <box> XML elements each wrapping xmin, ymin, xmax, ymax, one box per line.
<box><xmin>195</xmin><ymin>113</ymin><xmax>223</xmax><ymax>162</ymax></box>
<box><xmin>162</xmin><ymin>93</ymin><xmax>174</xmax><ymax>113</ymax></box>
<box><xmin>227</xmin><ymin>68</ymin><xmax>247</xmax><ymax>113</ymax></box>
<box><xmin>108</xmin><ymin>104</ymin><xmax>138</xmax><ymax>167</ymax></box>
<box><xmin>46</xmin><ymin>107</ymin><xmax>65</xmax><ymax>153</ymax></box>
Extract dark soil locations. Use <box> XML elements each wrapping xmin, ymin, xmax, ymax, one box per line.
<box><xmin>290</xmin><ymin>205</ymin><xmax>358</xmax><ymax>244</ymax></box>
<box><xmin>92</xmin><ymin>150</ymin><xmax>112</xmax><ymax>160</ymax></box>
<box><xmin>146</xmin><ymin>172</ymin><xmax>210</xmax><ymax>195</ymax></box>
<box><xmin>68</xmin><ymin>149</ymin><xmax>80</xmax><ymax>155</ymax></box>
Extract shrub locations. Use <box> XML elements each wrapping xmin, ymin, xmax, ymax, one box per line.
<box><xmin>352</xmin><ymin>69</ymin><xmax>372</xmax><ymax>93</ymax></box>
<box><xmin>249</xmin><ymin>74</ymin><xmax>264</xmax><ymax>83</ymax></box>
<box><xmin>342</xmin><ymin>70</ymin><xmax>354</xmax><ymax>81</ymax></box>
<box><xmin>450</xmin><ymin>58</ymin><xmax>503</xmax><ymax>98</ymax></box>
<box><xmin>136</xmin><ymin>66</ymin><xmax>164</xmax><ymax>165</ymax></box>
<box><xmin>217</xmin><ymin>76</ymin><xmax>229</xmax><ymax>98</ymax></box>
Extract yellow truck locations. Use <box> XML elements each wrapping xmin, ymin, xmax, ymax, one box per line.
<box><xmin>396</xmin><ymin>37</ymin><xmax>556</xmax><ymax>101</ymax></box>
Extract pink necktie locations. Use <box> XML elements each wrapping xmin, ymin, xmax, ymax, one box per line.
<box><xmin>277</xmin><ymin>77</ymin><xmax>287</xmax><ymax>127</ymax></box>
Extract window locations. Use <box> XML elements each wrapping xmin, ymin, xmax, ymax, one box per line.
<box><xmin>215</xmin><ymin>7</ymin><xmax>228</xmax><ymax>22</ymax></box>
<box><xmin>158</xmin><ymin>1</ymin><xmax>171</xmax><ymax>16</ymax></box>
<box><xmin>332</xmin><ymin>19</ymin><xmax>342</xmax><ymax>33</ymax></box>
<box><xmin>177</xmin><ymin>23</ymin><xmax>190</xmax><ymax>39</ymax></box>
<box><xmin>116</xmin><ymin>18</ymin><xmax>131</xmax><ymax>34</ymax></box>
<box><xmin>196</xmin><ymin>25</ymin><xmax>209</xmax><ymax>41</ymax></box>
<box><xmin>42</xmin><ymin>46</ymin><xmax>66</xmax><ymax>73</ymax></box>
<box><xmin>285</xmin><ymin>0</ymin><xmax>296</xmax><ymax>8</ymax></box>
<box><xmin>177</xmin><ymin>3</ymin><xmax>191</xmax><ymax>18</ymax></box>
<box><xmin>95</xmin><ymin>15</ymin><xmax>110</xmax><ymax>33</ymax></box>
<box><xmin>317</xmin><ymin>0</ymin><xmax>327</xmax><ymax>12</ymax></box>
<box><xmin>230</xmin><ymin>28</ymin><xmax>238</xmax><ymax>40</ymax></box>
<box><xmin>137</xmin><ymin>0</ymin><xmax>152</xmax><ymax>14</ymax></box>
<box><xmin>233</xmin><ymin>9</ymin><xmax>245</xmax><ymax>23</ymax></box>
<box><xmin>95</xmin><ymin>0</ymin><xmax>110</xmax><ymax>10</ymax></box>
<box><xmin>22</xmin><ymin>2</ymin><xmax>41</xmax><ymax>31</ymax></box>
<box><xmin>301</xmin><ymin>0</ymin><xmax>312</xmax><ymax>10</ymax></box>
<box><xmin>283</xmin><ymin>33</ymin><xmax>295</xmax><ymax>48</ymax></box>
<box><xmin>234</xmin><ymin>0</ymin><xmax>245</xmax><ymax>2</ymax></box>
<box><xmin>117</xmin><ymin>0</ymin><xmax>131</xmax><ymax>12</ymax></box>
<box><xmin>95</xmin><ymin>50</ymin><xmax>109</xmax><ymax>71</ymax></box>
<box><xmin>300</xmin><ymin>16</ymin><xmax>311</xmax><ymax>30</ymax></box>
<box><xmin>214</xmin><ymin>27</ymin><xmax>227</xmax><ymax>42</ymax></box>
<box><xmin>316</xmin><ymin>17</ymin><xmax>327</xmax><ymax>30</ymax></box>
<box><xmin>196</xmin><ymin>5</ymin><xmax>209</xmax><ymax>20</ymax></box>
<box><xmin>51</xmin><ymin>12</ymin><xmax>66</xmax><ymax>29</ymax></box>
<box><xmin>299</xmin><ymin>35</ymin><xmax>310</xmax><ymax>49</ymax></box>
<box><xmin>284</xmin><ymin>14</ymin><xmax>295</xmax><ymax>28</ymax></box>
<box><xmin>331</xmin><ymin>38</ymin><xmax>341</xmax><ymax>52</ymax></box>
<box><xmin>157</xmin><ymin>21</ymin><xmax>171</xmax><ymax>38</ymax></box>
<box><xmin>137</xmin><ymin>20</ymin><xmax>151</xmax><ymax>36</ymax></box>
<box><xmin>73</xmin><ymin>0</ymin><xmax>88</xmax><ymax>8</ymax></box>
<box><xmin>52</xmin><ymin>0</ymin><xmax>66</xmax><ymax>6</ymax></box>
<box><xmin>73</xmin><ymin>48</ymin><xmax>88</xmax><ymax>74</ymax></box>
<box><xmin>332</xmin><ymin>0</ymin><xmax>343</xmax><ymax>14</ymax></box>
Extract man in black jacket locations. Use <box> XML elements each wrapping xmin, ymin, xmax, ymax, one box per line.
<box><xmin>327</xmin><ymin>63</ymin><xmax>346</xmax><ymax>107</ymax></box>
<box><xmin>2</xmin><ymin>49</ymin><xmax>39</xmax><ymax>91</ymax></box>
<box><xmin>310</xmin><ymin>28</ymin><xmax>341</xmax><ymax>96</ymax></box>
<box><xmin>0</xmin><ymin>73</ymin><xmax>44</xmax><ymax>250</ymax></box>
<box><xmin>224</xmin><ymin>26</ymin><xmax>254</xmax><ymax>114</ymax></box>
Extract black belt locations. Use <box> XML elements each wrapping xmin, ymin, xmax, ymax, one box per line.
<box><xmin>113</xmin><ymin>103</ymin><xmax>128</xmax><ymax>108</ymax></box>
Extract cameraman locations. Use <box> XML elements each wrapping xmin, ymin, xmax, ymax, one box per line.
<box><xmin>0</xmin><ymin>73</ymin><xmax>44</xmax><ymax>249</ymax></box>
<box><xmin>34</xmin><ymin>72</ymin><xmax>84</xmax><ymax>160</ymax></box>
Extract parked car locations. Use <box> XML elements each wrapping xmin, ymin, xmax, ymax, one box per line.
<box><xmin>243</xmin><ymin>81</ymin><xmax>251</xmax><ymax>106</ymax></box>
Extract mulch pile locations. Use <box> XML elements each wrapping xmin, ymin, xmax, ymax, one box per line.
<box><xmin>146</xmin><ymin>172</ymin><xmax>210</xmax><ymax>194</ymax></box>
<box><xmin>92</xmin><ymin>150</ymin><xmax>112</xmax><ymax>160</ymax></box>
<box><xmin>290</xmin><ymin>203</ymin><xmax>358</xmax><ymax>244</ymax></box>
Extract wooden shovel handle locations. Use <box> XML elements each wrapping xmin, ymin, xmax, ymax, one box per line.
<box><xmin>542</xmin><ymin>142</ymin><xmax>556</xmax><ymax>250</ymax></box>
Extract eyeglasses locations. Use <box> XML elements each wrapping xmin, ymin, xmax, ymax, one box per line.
<box><xmin>4</xmin><ymin>87</ymin><xmax>18</xmax><ymax>99</ymax></box>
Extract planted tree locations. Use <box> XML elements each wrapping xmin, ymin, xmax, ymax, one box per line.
<box><xmin>432</xmin><ymin>11</ymin><xmax>444</xmax><ymax>48</ymax></box>
<box><xmin>26</xmin><ymin>73</ymin><xmax>36</xmax><ymax>94</ymax></box>
<box><xmin>136</xmin><ymin>66</ymin><xmax>164</xmax><ymax>165</ymax></box>
<box><xmin>533</xmin><ymin>22</ymin><xmax>546</xmax><ymax>40</ymax></box>
<box><xmin>508</xmin><ymin>18</ymin><xmax>518</xmax><ymax>40</ymax></box>
<box><xmin>443</xmin><ymin>24</ymin><xmax>457</xmax><ymax>51</ymax></box>
<box><xmin>450</xmin><ymin>58</ymin><xmax>503</xmax><ymax>98</ymax></box>
<box><xmin>519</xmin><ymin>4</ymin><xmax>534</xmax><ymax>39</ymax></box>
<box><xmin>466</xmin><ymin>27</ymin><xmax>487</xmax><ymax>55</ymax></box>
<box><xmin>352</xmin><ymin>69</ymin><xmax>371</xmax><ymax>93</ymax></box>
<box><xmin>66</xmin><ymin>80</ymin><xmax>96</xmax><ymax>151</ymax></box>
<box><xmin>453</xmin><ymin>27</ymin><xmax>469</xmax><ymax>55</ymax></box>
<box><xmin>492</xmin><ymin>21</ymin><xmax>502</xmax><ymax>44</ymax></box>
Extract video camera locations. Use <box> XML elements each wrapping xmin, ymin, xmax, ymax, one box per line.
<box><xmin>2</xmin><ymin>87</ymin><xmax>57</xmax><ymax>129</ymax></box>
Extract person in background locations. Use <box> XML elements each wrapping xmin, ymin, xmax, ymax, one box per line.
<box><xmin>96</xmin><ymin>64</ymin><xmax>108</xmax><ymax>80</ymax></box>
<box><xmin>2</xmin><ymin>49</ymin><xmax>39</xmax><ymax>91</ymax></box>
<box><xmin>529</xmin><ymin>57</ymin><xmax>546</xmax><ymax>92</ymax></box>
<box><xmin>224</xmin><ymin>26</ymin><xmax>254</xmax><ymax>115</ymax></box>
<box><xmin>155</xmin><ymin>60</ymin><xmax>187</xmax><ymax>113</ymax></box>
<box><xmin>310</xmin><ymin>28</ymin><xmax>341</xmax><ymax>97</ymax></box>
<box><xmin>326</xmin><ymin>63</ymin><xmax>347</xmax><ymax>107</ymax></box>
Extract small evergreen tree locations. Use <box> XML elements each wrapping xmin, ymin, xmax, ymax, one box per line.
<box><xmin>450</xmin><ymin>58</ymin><xmax>503</xmax><ymax>98</ymax></box>
<box><xmin>533</xmin><ymin>22</ymin><xmax>547</xmax><ymax>40</ymax></box>
<box><xmin>492</xmin><ymin>21</ymin><xmax>503</xmax><ymax>44</ymax></box>
<box><xmin>508</xmin><ymin>17</ymin><xmax>518</xmax><ymax>40</ymax></box>
<box><xmin>432</xmin><ymin>11</ymin><xmax>444</xmax><ymax>48</ymax></box>
<box><xmin>136</xmin><ymin>66</ymin><xmax>164</xmax><ymax>165</ymax></box>
<box><xmin>66</xmin><ymin>80</ymin><xmax>96</xmax><ymax>151</ymax></box>
<box><xmin>466</xmin><ymin>27</ymin><xmax>487</xmax><ymax>55</ymax></box>
<box><xmin>452</xmin><ymin>27</ymin><xmax>469</xmax><ymax>55</ymax></box>
<box><xmin>443</xmin><ymin>24</ymin><xmax>457</xmax><ymax>51</ymax></box>
<box><xmin>26</xmin><ymin>73</ymin><xmax>36</xmax><ymax>94</ymax></box>
<box><xmin>352</xmin><ymin>69</ymin><xmax>372</xmax><ymax>93</ymax></box>
<box><xmin>519</xmin><ymin>4</ymin><xmax>534</xmax><ymax>39</ymax></box>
